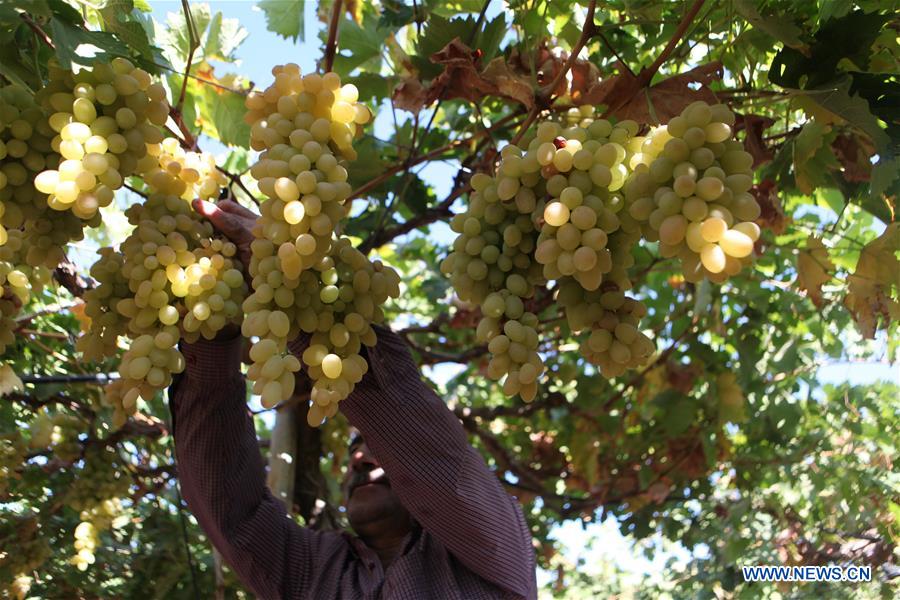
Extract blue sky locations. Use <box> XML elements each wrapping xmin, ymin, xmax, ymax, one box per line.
<box><xmin>137</xmin><ymin>1</ymin><xmax>899</xmax><ymax>590</ymax></box>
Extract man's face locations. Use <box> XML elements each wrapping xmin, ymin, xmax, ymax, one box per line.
<box><xmin>343</xmin><ymin>437</ymin><xmax>410</xmax><ymax>532</ymax></box>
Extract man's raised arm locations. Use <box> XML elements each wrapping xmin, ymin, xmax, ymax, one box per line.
<box><xmin>170</xmin><ymin>334</ymin><xmax>344</xmax><ymax>599</ymax></box>
<box><xmin>289</xmin><ymin>326</ymin><xmax>538</xmax><ymax>599</ymax></box>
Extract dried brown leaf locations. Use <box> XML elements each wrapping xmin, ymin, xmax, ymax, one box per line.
<box><xmin>582</xmin><ymin>62</ymin><xmax>723</xmax><ymax>124</ymax></box>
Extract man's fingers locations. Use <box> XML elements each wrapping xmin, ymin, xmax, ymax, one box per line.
<box><xmin>192</xmin><ymin>199</ymin><xmax>242</xmax><ymax>237</ymax></box>
<box><xmin>216</xmin><ymin>199</ymin><xmax>258</xmax><ymax>220</ymax></box>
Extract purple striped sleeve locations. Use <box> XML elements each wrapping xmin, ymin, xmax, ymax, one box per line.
<box><xmin>172</xmin><ymin>335</ymin><xmax>346</xmax><ymax>599</ymax></box>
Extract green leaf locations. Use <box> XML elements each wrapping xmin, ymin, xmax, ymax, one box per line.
<box><xmin>98</xmin><ymin>0</ymin><xmax>154</xmax><ymax>58</ymax></box>
<box><xmin>792</xmin><ymin>120</ymin><xmax>838</xmax><ymax>194</ymax></box>
<box><xmin>193</xmin><ymin>83</ymin><xmax>250</xmax><ymax>146</ymax></box>
<box><xmin>257</xmin><ymin>0</ymin><xmax>305</xmax><ymax>42</ymax></box>
<box><xmin>332</xmin><ymin>16</ymin><xmax>389</xmax><ymax>76</ymax></box>
<box><xmin>733</xmin><ymin>0</ymin><xmax>806</xmax><ymax>51</ymax></box>
<box><xmin>48</xmin><ymin>16</ymin><xmax>131</xmax><ymax>69</ymax></box>
<box><xmin>477</xmin><ymin>13</ymin><xmax>506</xmax><ymax>63</ymax></box>
<box><xmin>378</xmin><ymin>0</ymin><xmax>415</xmax><ymax>29</ymax></box>
<box><xmin>204</xmin><ymin>10</ymin><xmax>248</xmax><ymax>62</ymax></box>
<box><xmin>871</xmin><ymin>156</ymin><xmax>900</xmax><ymax>199</ymax></box>
<box><xmin>817</xmin><ymin>0</ymin><xmax>854</xmax><ymax>23</ymax></box>
<box><xmin>769</xmin><ymin>10</ymin><xmax>889</xmax><ymax>89</ymax></box>
<box><xmin>803</xmin><ymin>76</ymin><xmax>891</xmax><ymax>153</ymax></box>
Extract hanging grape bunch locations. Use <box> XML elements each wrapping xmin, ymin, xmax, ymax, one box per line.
<box><xmin>622</xmin><ymin>101</ymin><xmax>760</xmax><ymax>283</ymax></box>
<box><xmin>444</xmin><ymin>101</ymin><xmax>761</xmax><ymax>394</ymax></box>
<box><xmin>80</xmin><ymin>180</ymin><xmax>246</xmax><ymax>427</ymax></box>
<box><xmin>33</xmin><ymin>58</ymin><xmax>168</xmax><ymax>220</ymax></box>
<box><xmin>240</xmin><ymin>64</ymin><xmax>400</xmax><ymax>424</ymax></box>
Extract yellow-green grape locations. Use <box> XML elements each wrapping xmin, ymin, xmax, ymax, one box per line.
<box><xmin>137</xmin><ymin>136</ymin><xmax>228</xmax><ymax>199</ymax></box>
<box><xmin>64</xmin><ymin>446</ymin><xmax>130</xmax><ymax>512</ymax></box>
<box><xmin>556</xmin><ymin>275</ymin><xmax>653</xmax><ymax>377</ymax></box>
<box><xmin>77</xmin><ymin>246</ymin><xmax>129</xmax><ymax>361</ymax></box>
<box><xmin>245</xmin><ymin>65</ymin><xmax>368</xmax><ymax>282</ymax></box>
<box><xmin>440</xmin><ymin>147</ymin><xmax>546</xmax><ymax>400</ymax></box>
<box><xmin>72</xmin><ymin>520</ymin><xmax>98</xmax><ymax>572</ymax></box>
<box><xmin>49</xmin><ymin>412</ymin><xmax>83</xmax><ymax>462</ymax></box>
<box><xmin>0</xmin><ymin>431</ymin><xmax>27</xmax><ymax>496</ymax></box>
<box><xmin>80</xmin><ymin>192</ymin><xmax>246</xmax><ymax>424</ymax></box>
<box><xmin>623</xmin><ymin>101</ymin><xmax>759</xmax><ymax>282</ymax></box>
<box><xmin>0</xmin><ymin>229</ymin><xmax>52</xmax><ymax>306</ymax></box>
<box><xmin>245</xmin><ymin>238</ymin><xmax>400</xmax><ymax>423</ymax></box>
<box><xmin>241</xmin><ymin>66</ymin><xmax>382</xmax><ymax>422</ymax></box>
<box><xmin>530</xmin><ymin>118</ymin><xmax>637</xmax><ymax>292</ymax></box>
<box><xmin>484</xmin><ymin>311</ymin><xmax>543</xmax><ymax>402</ymax></box>
<box><xmin>33</xmin><ymin>58</ymin><xmax>168</xmax><ymax>220</ymax></box>
<box><xmin>72</xmin><ymin>498</ymin><xmax>124</xmax><ymax>572</ymax></box>
<box><xmin>0</xmin><ymin>83</ymin><xmax>87</xmax><ymax>272</ymax></box>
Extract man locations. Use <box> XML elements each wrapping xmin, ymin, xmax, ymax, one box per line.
<box><xmin>168</xmin><ymin>199</ymin><xmax>538</xmax><ymax>599</ymax></box>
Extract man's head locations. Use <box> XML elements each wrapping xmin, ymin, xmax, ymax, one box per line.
<box><xmin>343</xmin><ymin>434</ymin><xmax>413</xmax><ymax>537</ymax></box>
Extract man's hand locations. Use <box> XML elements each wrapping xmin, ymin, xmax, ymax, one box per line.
<box><xmin>191</xmin><ymin>198</ymin><xmax>258</xmax><ymax>344</ymax></box>
<box><xmin>192</xmin><ymin>198</ymin><xmax>257</xmax><ymax>274</ymax></box>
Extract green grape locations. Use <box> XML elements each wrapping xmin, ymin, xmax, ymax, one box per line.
<box><xmin>241</xmin><ymin>66</ymin><xmax>392</xmax><ymax>424</ymax></box>
<box><xmin>621</xmin><ymin>101</ymin><xmax>759</xmax><ymax>282</ymax></box>
<box><xmin>34</xmin><ymin>59</ymin><xmax>168</xmax><ymax>220</ymax></box>
<box><xmin>247</xmin><ymin>238</ymin><xmax>399</xmax><ymax>416</ymax></box>
<box><xmin>79</xmin><ymin>190</ymin><xmax>246</xmax><ymax>426</ymax></box>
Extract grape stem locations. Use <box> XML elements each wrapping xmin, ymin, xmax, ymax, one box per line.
<box><xmin>640</xmin><ymin>0</ymin><xmax>706</xmax><ymax>86</ymax></box>
<box><xmin>323</xmin><ymin>0</ymin><xmax>344</xmax><ymax>73</ymax></box>
<box><xmin>176</xmin><ymin>0</ymin><xmax>200</xmax><ymax>113</ymax></box>
<box><xmin>19</xmin><ymin>12</ymin><xmax>54</xmax><ymax>50</ymax></box>
<box><xmin>509</xmin><ymin>0</ymin><xmax>598</xmax><ymax>146</ymax></box>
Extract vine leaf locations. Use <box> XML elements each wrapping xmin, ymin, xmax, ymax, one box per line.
<box><xmin>98</xmin><ymin>0</ymin><xmax>154</xmax><ymax>58</ymax></box>
<box><xmin>792</xmin><ymin>121</ymin><xmax>838</xmax><ymax>195</ymax></box>
<box><xmin>733</xmin><ymin>0</ymin><xmax>807</xmax><ymax>52</ymax></box>
<box><xmin>796</xmin><ymin>236</ymin><xmax>835</xmax><ymax>308</ymax></box>
<box><xmin>583</xmin><ymin>61</ymin><xmax>722</xmax><ymax>124</ymax></box>
<box><xmin>424</xmin><ymin>39</ymin><xmax>534</xmax><ymax>109</ymax></box>
<box><xmin>257</xmin><ymin>0</ymin><xmax>305</xmax><ymax>42</ymax></box>
<box><xmin>48</xmin><ymin>17</ymin><xmax>131</xmax><ymax>69</ymax></box>
<box><xmin>844</xmin><ymin>223</ymin><xmax>900</xmax><ymax>339</ymax></box>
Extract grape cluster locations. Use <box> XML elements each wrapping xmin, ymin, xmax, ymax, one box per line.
<box><xmin>0</xmin><ymin>431</ymin><xmax>26</xmax><ymax>496</ymax></box>
<box><xmin>80</xmin><ymin>189</ymin><xmax>245</xmax><ymax>427</ymax></box>
<box><xmin>0</xmin><ymin>518</ymin><xmax>51</xmax><ymax>588</ymax></box>
<box><xmin>72</xmin><ymin>498</ymin><xmax>122</xmax><ymax>572</ymax></box>
<box><xmin>241</xmin><ymin>65</ymin><xmax>396</xmax><ymax>422</ymax></box>
<box><xmin>245</xmin><ymin>65</ymin><xmax>368</xmax><ymax>272</ymax></box>
<box><xmin>623</xmin><ymin>101</ymin><xmax>760</xmax><ymax>282</ymax></box>
<box><xmin>33</xmin><ymin>58</ymin><xmax>167</xmax><ymax>220</ymax></box>
<box><xmin>443</xmin><ymin>116</ymin><xmax>659</xmax><ymax>397</ymax></box>
<box><xmin>0</xmin><ymin>84</ymin><xmax>60</xmax><ymax>237</ymax></box>
<box><xmin>0</xmin><ymin>230</ymin><xmax>52</xmax><ymax>304</ymax></box>
<box><xmin>244</xmin><ymin>237</ymin><xmax>399</xmax><ymax>424</ymax></box>
<box><xmin>137</xmin><ymin>137</ymin><xmax>229</xmax><ymax>200</ymax></box>
<box><xmin>440</xmin><ymin>163</ymin><xmax>544</xmax><ymax>401</ymax></box>
<box><xmin>65</xmin><ymin>447</ymin><xmax>130</xmax><ymax>512</ymax></box>
<box><xmin>0</xmin><ymin>230</ymin><xmax>52</xmax><ymax>352</ymax></box>
<box><xmin>0</xmin><ymin>84</ymin><xmax>84</xmax><ymax>333</ymax></box>
<box><xmin>49</xmin><ymin>412</ymin><xmax>83</xmax><ymax>462</ymax></box>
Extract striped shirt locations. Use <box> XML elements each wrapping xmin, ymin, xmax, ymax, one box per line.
<box><xmin>170</xmin><ymin>325</ymin><xmax>538</xmax><ymax>599</ymax></box>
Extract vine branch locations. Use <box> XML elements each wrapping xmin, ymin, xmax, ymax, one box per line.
<box><xmin>323</xmin><ymin>0</ymin><xmax>344</xmax><ymax>73</ymax></box>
